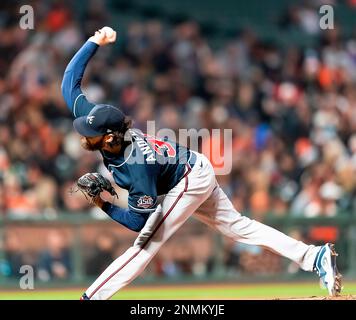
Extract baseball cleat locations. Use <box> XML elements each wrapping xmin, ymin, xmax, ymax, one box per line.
<box><xmin>80</xmin><ymin>293</ymin><xmax>90</xmax><ymax>300</ymax></box>
<box><xmin>314</xmin><ymin>243</ymin><xmax>342</xmax><ymax>296</ymax></box>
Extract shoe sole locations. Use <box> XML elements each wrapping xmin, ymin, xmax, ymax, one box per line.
<box><xmin>329</xmin><ymin>244</ymin><xmax>342</xmax><ymax>296</ymax></box>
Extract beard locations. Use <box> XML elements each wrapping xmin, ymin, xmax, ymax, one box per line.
<box><xmin>80</xmin><ymin>137</ymin><xmax>104</xmax><ymax>151</ymax></box>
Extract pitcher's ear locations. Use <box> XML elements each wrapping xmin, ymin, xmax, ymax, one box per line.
<box><xmin>104</xmin><ymin>134</ymin><xmax>114</xmax><ymax>143</ymax></box>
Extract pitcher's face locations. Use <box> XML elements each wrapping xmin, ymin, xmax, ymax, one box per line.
<box><xmin>80</xmin><ymin>135</ymin><xmax>105</xmax><ymax>151</ymax></box>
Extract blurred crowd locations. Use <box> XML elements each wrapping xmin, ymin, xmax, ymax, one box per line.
<box><xmin>0</xmin><ymin>0</ymin><xmax>355</xmax><ymax>278</ymax></box>
<box><xmin>1</xmin><ymin>226</ymin><xmax>216</xmax><ymax>281</ymax></box>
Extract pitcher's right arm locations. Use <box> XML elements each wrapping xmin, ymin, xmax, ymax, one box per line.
<box><xmin>61</xmin><ymin>28</ymin><xmax>117</xmax><ymax>118</ymax></box>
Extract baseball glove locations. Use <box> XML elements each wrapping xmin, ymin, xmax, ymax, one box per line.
<box><xmin>75</xmin><ymin>173</ymin><xmax>118</xmax><ymax>202</ymax></box>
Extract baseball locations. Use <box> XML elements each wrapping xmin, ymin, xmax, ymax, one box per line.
<box><xmin>101</xmin><ymin>26</ymin><xmax>116</xmax><ymax>42</ymax></box>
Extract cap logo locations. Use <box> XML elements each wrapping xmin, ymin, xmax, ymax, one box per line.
<box><xmin>87</xmin><ymin>116</ymin><xmax>95</xmax><ymax>125</ymax></box>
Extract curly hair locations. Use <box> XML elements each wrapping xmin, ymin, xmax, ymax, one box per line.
<box><xmin>108</xmin><ymin>116</ymin><xmax>133</xmax><ymax>148</ymax></box>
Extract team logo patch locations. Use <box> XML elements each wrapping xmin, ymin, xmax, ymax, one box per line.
<box><xmin>137</xmin><ymin>195</ymin><xmax>154</xmax><ymax>209</ymax></box>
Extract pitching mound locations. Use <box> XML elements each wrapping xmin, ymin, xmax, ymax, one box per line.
<box><xmin>282</xmin><ymin>294</ymin><xmax>356</xmax><ymax>300</ymax></box>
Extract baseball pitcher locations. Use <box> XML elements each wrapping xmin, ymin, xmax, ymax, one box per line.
<box><xmin>61</xmin><ymin>27</ymin><xmax>342</xmax><ymax>300</ymax></box>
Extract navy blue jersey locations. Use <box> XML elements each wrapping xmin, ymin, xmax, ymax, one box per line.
<box><xmin>101</xmin><ymin>129</ymin><xmax>193</xmax><ymax>214</ymax></box>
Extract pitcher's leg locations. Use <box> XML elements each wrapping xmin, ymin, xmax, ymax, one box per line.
<box><xmin>195</xmin><ymin>186</ymin><xmax>320</xmax><ymax>271</ymax></box>
<box><xmin>86</xmin><ymin>205</ymin><xmax>163</xmax><ymax>300</ymax></box>
<box><xmin>86</xmin><ymin>160</ymin><xmax>215</xmax><ymax>300</ymax></box>
<box><xmin>85</xmin><ymin>240</ymin><xmax>156</xmax><ymax>300</ymax></box>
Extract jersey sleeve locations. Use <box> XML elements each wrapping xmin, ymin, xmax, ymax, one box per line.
<box><xmin>102</xmin><ymin>202</ymin><xmax>150</xmax><ymax>232</ymax></box>
<box><xmin>61</xmin><ymin>40</ymin><xmax>98</xmax><ymax>118</ymax></box>
<box><xmin>128</xmin><ymin>193</ymin><xmax>158</xmax><ymax>214</ymax></box>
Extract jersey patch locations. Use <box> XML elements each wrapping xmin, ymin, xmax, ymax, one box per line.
<box><xmin>137</xmin><ymin>195</ymin><xmax>155</xmax><ymax>209</ymax></box>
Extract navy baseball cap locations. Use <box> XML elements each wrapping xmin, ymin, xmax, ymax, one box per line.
<box><xmin>73</xmin><ymin>104</ymin><xmax>126</xmax><ymax>137</ymax></box>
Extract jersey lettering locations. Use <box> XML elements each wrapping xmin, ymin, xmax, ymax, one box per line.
<box><xmin>144</xmin><ymin>134</ymin><xmax>176</xmax><ymax>157</ymax></box>
<box><xmin>131</xmin><ymin>131</ymin><xmax>156</xmax><ymax>162</ymax></box>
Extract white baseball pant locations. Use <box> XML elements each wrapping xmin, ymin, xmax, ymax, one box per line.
<box><xmin>85</xmin><ymin>152</ymin><xmax>320</xmax><ymax>300</ymax></box>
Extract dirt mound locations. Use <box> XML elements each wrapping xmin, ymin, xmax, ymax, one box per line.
<box><xmin>281</xmin><ymin>294</ymin><xmax>356</xmax><ymax>300</ymax></box>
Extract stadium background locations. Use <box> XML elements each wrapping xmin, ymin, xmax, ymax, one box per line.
<box><xmin>0</xmin><ymin>0</ymin><xmax>356</xmax><ymax>299</ymax></box>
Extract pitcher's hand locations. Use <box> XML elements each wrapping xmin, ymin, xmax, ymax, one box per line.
<box><xmin>88</xmin><ymin>26</ymin><xmax>116</xmax><ymax>46</ymax></box>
